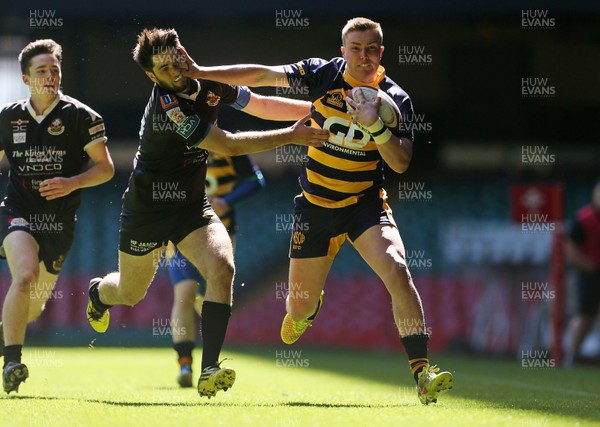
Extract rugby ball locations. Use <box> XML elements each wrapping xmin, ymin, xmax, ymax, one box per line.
<box><xmin>346</xmin><ymin>86</ymin><xmax>400</xmax><ymax>131</ymax></box>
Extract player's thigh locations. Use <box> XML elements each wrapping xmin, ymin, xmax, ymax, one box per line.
<box><xmin>353</xmin><ymin>224</ymin><xmax>407</xmax><ymax>279</ymax></box>
<box><xmin>176</xmin><ymin>223</ymin><xmax>234</xmax><ymax>282</ymax></box>
<box><xmin>117</xmin><ymin>249</ymin><xmax>161</xmax><ymax>298</ymax></box>
<box><xmin>288</xmin><ymin>256</ymin><xmax>333</xmax><ymax>304</ymax></box>
<box><xmin>3</xmin><ymin>231</ymin><xmax>40</xmax><ymax>284</ymax></box>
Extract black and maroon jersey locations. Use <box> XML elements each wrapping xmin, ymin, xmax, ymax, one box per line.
<box><xmin>284</xmin><ymin>57</ymin><xmax>414</xmax><ymax>208</ymax></box>
<box><xmin>122</xmin><ymin>79</ymin><xmax>247</xmax><ymax>213</ymax></box>
<box><xmin>0</xmin><ymin>93</ymin><xmax>107</xmax><ymax>215</ymax></box>
<box><xmin>570</xmin><ymin>204</ymin><xmax>600</xmax><ymax>266</ymax></box>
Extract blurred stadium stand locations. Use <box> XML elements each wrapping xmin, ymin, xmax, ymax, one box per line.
<box><xmin>0</xmin><ymin>1</ymin><xmax>599</xmax><ymax>355</ymax></box>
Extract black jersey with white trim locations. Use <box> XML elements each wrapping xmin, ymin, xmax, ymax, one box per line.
<box><xmin>284</xmin><ymin>57</ymin><xmax>414</xmax><ymax>208</ymax></box>
<box><xmin>0</xmin><ymin>93</ymin><xmax>107</xmax><ymax>215</ymax></box>
<box><xmin>123</xmin><ymin>79</ymin><xmax>240</xmax><ymax>213</ymax></box>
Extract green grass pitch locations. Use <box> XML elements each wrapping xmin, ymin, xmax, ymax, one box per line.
<box><xmin>1</xmin><ymin>346</ymin><xmax>599</xmax><ymax>426</ymax></box>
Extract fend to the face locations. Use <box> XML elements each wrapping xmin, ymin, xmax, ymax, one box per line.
<box><xmin>146</xmin><ymin>52</ymin><xmax>190</xmax><ymax>93</ymax></box>
<box><xmin>341</xmin><ymin>29</ymin><xmax>384</xmax><ymax>84</ymax></box>
<box><xmin>23</xmin><ymin>53</ymin><xmax>62</xmax><ymax>98</ymax></box>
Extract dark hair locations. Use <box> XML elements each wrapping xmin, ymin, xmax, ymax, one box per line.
<box><xmin>18</xmin><ymin>39</ymin><xmax>62</xmax><ymax>75</ymax></box>
<box><xmin>132</xmin><ymin>28</ymin><xmax>180</xmax><ymax>72</ymax></box>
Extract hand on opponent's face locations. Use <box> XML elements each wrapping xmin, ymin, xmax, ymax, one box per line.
<box><xmin>177</xmin><ymin>45</ymin><xmax>201</xmax><ymax>79</ymax></box>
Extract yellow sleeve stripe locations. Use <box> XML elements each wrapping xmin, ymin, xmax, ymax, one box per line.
<box><xmin>306</xmin><ymin>169</ymin><xmax>373</xmax><ymax>194</ymax></box>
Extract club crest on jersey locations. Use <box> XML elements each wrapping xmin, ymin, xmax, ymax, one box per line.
<box><xmin>8</xmin><ymin>217</ymin><xmax>30</xmax><ymax>228</ymax></box>
<box><xmin>206</xmin><ymin>91</ymin><xmax>221</xmax><ymax>107</ymax></box>
<box><xmin>324</xmin><ymin>92</ymin><xmax>345</xmax><ymax>110</ymax></box>
<box><xmin>47</xmin><ymin>118</ymin><xmax>64</xmax><ymax>136</ymax></box>
<box><xmin>166</xmin><ymin>107</ymin><xmax>187</xmax><ymax>125</ymax></box>
<box><xmin>160</xmin><ymin>94</ymin><xmax>179</xmax><ymax>110</ymax></box>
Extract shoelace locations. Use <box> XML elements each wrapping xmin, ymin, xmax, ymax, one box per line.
<box><xmin>426</xmin><ymin>364</ymin><xmax>440</xmax><ymax>374</ymax></box>
<box><xmin>88</xmin><ymin>306</ymin><xmax>105</xmax><ymax>321</ymax></box>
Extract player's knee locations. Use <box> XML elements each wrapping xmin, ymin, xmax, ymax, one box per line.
<box><xmin>210</xmin><ymin>257</ymin><xmax>235</xmax><ymax>285</ymax></box>
<box><xmin>11</xmin><ymin>267</ymin><xmax>39</xmax><ymax>292</ymax></box>
<box><xmin>382</xmin><ymin>256</ymin><xmax>414</xmax><ymax>292</ymax></box>
<box><xmin>120</xmin><ymin>289</ymin><xmax>146</xmax><ymax>306</ymax></box>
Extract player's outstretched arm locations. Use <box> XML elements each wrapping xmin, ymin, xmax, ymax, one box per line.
<box><xmin>200</xmin><ymin>113</ymin><xmax>327</xmax><ymax>156</ymax></box>
<box><xmin>178</xmin><ymin>45</ymin><xmax>288</xmax><ymax>87</ymax></box>
<box><xmin>242</xmin><ymin>93</ymin><xmax>311</xmax><ymax>121</ymax></box>
<box><xmin>39</xmin><ymin>142</ymin><xmax>114</xmax><ymax>200</ymax></box>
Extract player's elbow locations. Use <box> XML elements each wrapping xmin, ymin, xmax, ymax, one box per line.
<box><xmin>105</xmin><ymin>160</ymin><xmax>115</xmax><ymax>180</ymax></box>
<box><xmin>390</xmin><ymin>164</ymin><xmax>409</xmax><ymax>174</ymax></box>
<box><xmin>387</xmin><ymin>157</ymin><xmax>411</xmax><ymax>174</ymax></box>
<box><xmin>96</xmin><ymin>159</ymin><xmax>115</xmax><ymax>184</ymax></box>
<box><xmin>254</xmin><ymin>67</ymin><xmax>279</xmax><ymax>86</ymax></box>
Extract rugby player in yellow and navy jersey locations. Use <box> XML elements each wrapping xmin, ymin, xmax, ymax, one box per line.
<box><xmin>179</xmin><ymin>17</ymin><xmax>453</xmax><ymax>404</ymax></box>
<box><xmin>0</xmin><ymin>39</ymin><xmax>114</xmax><ymax>394</ymax></box>
<box><xmin>167</xmin><ymin>153</ymin><xmax>265</xmax><ymax>388</ymax></box>
<box><xmin>84</xmin><ymin>28</ymin><xmax>328</xmax><ymax>399</ymax></box>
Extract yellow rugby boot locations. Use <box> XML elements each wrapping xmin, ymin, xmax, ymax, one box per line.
<box><xmin>280</xmin><ymin>291</ymin><xmax>324</xmax><ymax>345</ymax></box>
<box><xmin>417</xmin><ymin>364</ymin><xmax>453</xmax><ymax>404</ymax></box>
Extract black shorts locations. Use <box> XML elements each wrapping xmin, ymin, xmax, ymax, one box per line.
<box><xmin>289</xmin><ymin>189</ymin><xmax>396</xmax><ymax>259</ymax></box>
<box><xmin>0</xmin><ymin>205</ymin><xmax>75</xmax><ymax>274</ymax></box>
<box><xmin>119</xmin><ymin>196</ymin><xmax>220</xmax><ymax>256</ymax></box>
<box><xmin>576</xmin><ymin>270</ymin><xmax>600</xmax><ymax>316</ymax></box>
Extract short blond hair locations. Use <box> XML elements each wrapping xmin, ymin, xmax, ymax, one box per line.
<box><xmin>341</xmin><ymin>17</ymin><xmax>383</xmax><ymax>45</ymax></box>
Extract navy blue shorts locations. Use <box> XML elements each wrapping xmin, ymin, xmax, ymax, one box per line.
<box><xmin>289</xmin><ymin>188</ymin><xmax>396</xmax><ymax>259</ymax></box>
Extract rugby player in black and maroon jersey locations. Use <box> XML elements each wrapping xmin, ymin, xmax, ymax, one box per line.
<box><xmin>0</xmin><ymin>39</ymin><xmax>114</xmax><ymax>394</ymax></box>
<box><xmin>179</xmin><ymin>17</ymin><xmax>453</xmax><ymax>404</ymax></box>
<box><xmin>85</xmin><ymin>28</ymin><xmax>328</xmax><ymax>398</ymax></box>
<box><xmin>565</xmin><ymin>179</ymin><xmax>600</xmax><ymax>365</ymax></box>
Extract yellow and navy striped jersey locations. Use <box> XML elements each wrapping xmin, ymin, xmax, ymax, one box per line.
<box><xmin>205</xmin><ymin>153</ymin><xmax>237</xmax><ymax>198</ymax></box>
<box><xmin>205</xmin><ymin>153</ymin><xmax>264</xmax><ymax>230</ymax></box>
<box><xmin>284</xmin><ymin>57</ymin><xmax>414</xmax><ymax>208</ymax></box>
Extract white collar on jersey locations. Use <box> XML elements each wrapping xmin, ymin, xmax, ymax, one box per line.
<box><xmin>175</xmin><ymin>79</ymin><xmax>201</xmax><ymax>101</ymax></box>
<box><xmin>26</xmin><ymin>92</ymin><xmax>63</xmax><ymax>124</ymax></box>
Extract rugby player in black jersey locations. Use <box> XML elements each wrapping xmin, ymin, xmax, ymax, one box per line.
<box><xmin>0</xmin><ymin>39</ymin><xmax>114</xmax><ymax>393</ymax></box>
<box><xmin>84</xmin><ymin>28</ymin><xmax>328</xmax><ymax>398</ymax></box>
<box><xmin>178</xmin><ymin>17</ymin><xmax>454</xmax><ymax>404</ymax></box>
<box><xmin>166</xmin><ymin>153</ymin><xmax>265</xmax><ymax>388</ymax></box>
